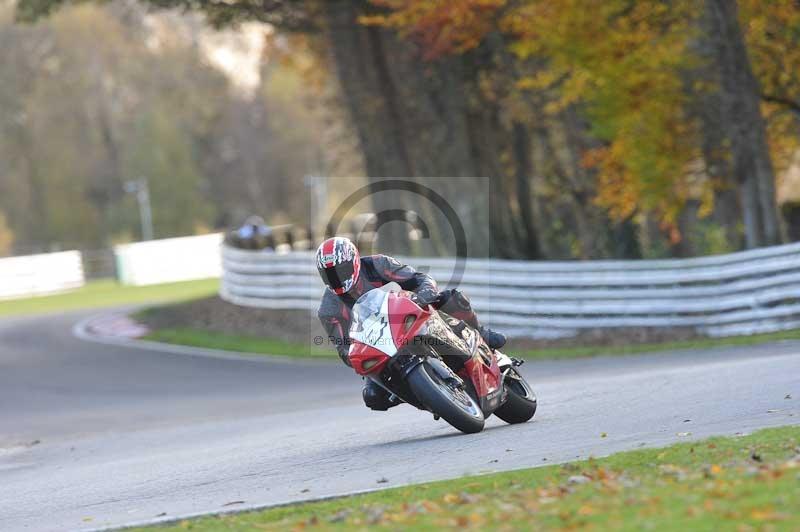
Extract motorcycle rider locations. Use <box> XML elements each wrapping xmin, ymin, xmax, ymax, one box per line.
<box><xmin>316</xmin><ymin>236</ymin><xmax>507</xmax><ymax>411</ymax></box>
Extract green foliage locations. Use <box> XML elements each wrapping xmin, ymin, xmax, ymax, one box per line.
<box><xmin>143</xmin><ymin>327</ymin><xmax>332</xmax><ymax>358</ymax></box>
<box><xmin>688</xmin><ymin>221</ymin><xmax>739</xmax><ymax>256</ymax></box>
<box><xmin>740</xmin><ymin>0</ymin><xmax>800</xmax><ymax>176</ymax></box>
<box><xmin>0</xmin><ymin>1</ymin><xmax>331</xmax><ymax>253</ymax></box>
<box><xmin>361</xmin><ymin>0</ymin><xmax>798</xmax><ymax>251</ymax></box>
<box><xmin>9</xmin><ymin>0</ymin><xmax>800</xmax><ymax>257</ymax></box>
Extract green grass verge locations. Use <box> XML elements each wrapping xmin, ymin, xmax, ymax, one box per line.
<box><xmin>143</xmin><ymin>328</ymin><xmax>332</xmax><ymax>359</ymax></box>
<box><xmin>141</xmin><ymin>324</ymin><xmax>800</xmax><ymax>362</ymax></box>
<box><xmin>0</xmin><ymin>279</ymin><xmax>219</xmax><ymax>318</ymax></box>
<box><xmin>514</xmin><ymin>327</ymin><xmax>800</xmax><ymax>360</ymax></box>
<box><xmin>134</xmin><ymin>425</ymin><xmax>800</xmax><ymax>531</ymax></box>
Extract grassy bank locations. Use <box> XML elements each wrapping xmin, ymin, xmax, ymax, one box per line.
<box><xmin>518</xmin><ymin>327</ymin><xmax>800</xmax><ymax>360</ymax></box>
<box><xmin>135</xmin><ymin>425</ymin><xmax>800</xmax><ymax>531</ymax></box>
<box><xmin>144</xmin><ymin>327</ymin><xmax>332</xmax><ymax>359</ymax></box>
<box><xmin>0</xmin><ymin>279</ymin><xmax>219</xmax><ymax>318</ymax></box>
<box><xmin>142</xmin><ymin>325</ymin><xmax>800</xmax><ymax>362</ymax></box>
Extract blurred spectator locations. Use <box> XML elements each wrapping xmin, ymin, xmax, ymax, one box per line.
<box><xmin>227</xmin><ymin>216</ymin><xmax>275</xmax><ymax>250</ymax></box>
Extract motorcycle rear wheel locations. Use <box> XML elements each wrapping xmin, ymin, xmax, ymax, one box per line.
<box><xmin>408</xmin><ymin>361</ymin><xmax>485</xmax><ymax>434</ymax></box>
<box><xmin>494</xmin><ymin>368</ymin><xmax>537</xmax><ymax>424</ymax></box>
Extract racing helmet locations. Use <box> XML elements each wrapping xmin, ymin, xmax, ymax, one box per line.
<box><xmin>315</xmin><ymin>237</ymin><xmax>361</xmax><ymax>295</ymax></box>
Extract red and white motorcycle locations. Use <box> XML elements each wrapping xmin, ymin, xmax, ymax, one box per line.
<box><xmin>348</xmin><ymin>284</ymin><xmax>537</xmax><ymax>434</ymax></box>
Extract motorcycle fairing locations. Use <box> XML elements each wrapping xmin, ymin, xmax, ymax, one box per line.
<box><xmin>461</xmin><ymin>352</ymin><xmax>503</xmax><ymax>414</ymax></box>
<box><xmin>348</xmin><ymin>286</ymin><xmax>503</xmax><ymax>415</ymax></box>
<box><xmin>417</xmin><ymin>310</ymin><xmax>472</xmax><ymax>359</ymax></box>
<box><xmin>421</xmin><ymin>310</ymin><xmax>503</xmax><ymax>415</ymax></box>
<box><xmin>349</xmin><ymin>287</ymin><xmax>430</xmax><ymax>376</ymax></box>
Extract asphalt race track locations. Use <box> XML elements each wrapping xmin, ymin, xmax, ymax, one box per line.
<box><xmin>1</xmin><ymin>310</ymin><xmax>798</xmax><ymax>531</ymax></box>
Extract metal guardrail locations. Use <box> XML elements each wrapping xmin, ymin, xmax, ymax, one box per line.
<box><xmin>220</xmin><ymin>242</ymin><xmax>800</xmax><ymax>339</ymax></box>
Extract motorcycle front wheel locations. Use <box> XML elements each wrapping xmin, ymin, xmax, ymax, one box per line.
<box><xmin>494</xmin><ymin>368</ymin><xmax>537</xmax><ymax>424</ymax></box>
<box><xmin>408</xmin><ymin>360</ymin><xmax>485</xmax><ymax>434</ymax></box>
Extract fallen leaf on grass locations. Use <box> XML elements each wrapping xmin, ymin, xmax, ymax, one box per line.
<box><xmin>568</xmin><ymin>475</ymin><xmax>591</xmax><ymax>485</ymax></box>
<box><xmin>421</xmin><ymin>500</ymin><xmax>443</xmax><ymax>513</ymax></box>
<box><xmin>385</xmin><ymin>511</ymin><xmax>409</xmax><ymax>523</ymax></box>
<box><xmin>365</xmin><ymin>506</ymin><xmax>386</xmax><ymax>524</ymax></box>
<box><xmin>750</xmin><ymin>508</ymin><xmax>786</xmax><ymax>521</ymax></box>
<box><xmin>497</xmin><ymin>502</ymin><xmax>519</xmax><ymax>513</ymax></box>
<box><xmin>523</xmin><ymin>500</ymin><xmax>540</xmax><ymax>512</ymax></box>
<box><xmin>686</xmin><ymin>506</ymin><xmax>701</xmax><ymax>517</ymax></box>
<box><xmin>455</xmin><ymin>513</ymin><xmax>484</xmax><ymax>526</ymax></box>
<box><xmin>595</xmin><ymin>467</ymin><xmax>614</xmax><ymax>480</ymax></box>
<box><xmin>659</xmin><ymin>464</ymin><xmax>687</xmax><ymax>480</ymax></box>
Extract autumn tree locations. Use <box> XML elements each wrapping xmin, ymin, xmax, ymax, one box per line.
<box><xmin>13</xmin><ymin>0</ymin><xmax>799</xmax><ymax>257</ymax></box>
<box><xmin>1</xmin><ymin>0</ymin><xmax>332</xmax><ymax>253</ymax></box>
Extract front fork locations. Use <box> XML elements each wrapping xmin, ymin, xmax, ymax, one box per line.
<box><xmin>377</xmin><ymin>350</ymin><xmax>466</xmax><ymax>411</ymax></box>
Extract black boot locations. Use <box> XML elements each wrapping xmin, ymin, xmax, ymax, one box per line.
<box><xmin>479</xmin><ymin>326</ymin><xmax>506</xmax><ymax>350</ymax></box>
<box><xmin>362</xmin><ymin>380</ymin><xmax>400</xmax><ymax>411</ymax></box>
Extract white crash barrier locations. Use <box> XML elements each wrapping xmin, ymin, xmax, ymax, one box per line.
<box><xmin>0</xmin><ymin>250</ymin><xmax>85</xmax><ymax>299</ymax></box>
<box><xmin>115</xmin><ymin>233</ymin><xmax>223</xmax><ymax>286</ymax></box>
<box><xmin>220</xmin><ymin>241</ymin><xmax>800</xmax><ymax>339</ymax></box>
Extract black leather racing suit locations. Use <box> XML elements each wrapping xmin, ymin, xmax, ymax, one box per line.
<box><xmin>317</xmin><ymin>254</ymin><xmax>483</xmax><ymax>410</ymax></box>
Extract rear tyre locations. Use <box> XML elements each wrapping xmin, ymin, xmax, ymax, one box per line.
<box><xmin>494</xmin><ymin>368</ymin><xmax>537</xmax><ymax>424</ymax></box>
<box><xmin>408</xmin><ymin>361</ymin><xmax>485</xmax><ymax>434</ymax></box>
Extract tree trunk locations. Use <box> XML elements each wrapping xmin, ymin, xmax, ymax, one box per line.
<box><xmin>511</xmin><ymin>122</ymin><xmax>541</xmax><ymax>258</ymax></box>
<box><xmin>705</xmin><ymin>0</ymin><xmax>782</xmax><ymax>248</ymax></box>
<box><xmin>322</xmin><ymin>1</ymin><xmax>537</xmax><ymax>259</ymax></box>
<box><xmin>688</xmin><ymin>2</ymin><xmax>743</xmax><ymax>250</ymax></box>
<box><xmin>323</xmin><ymin>0</ymin><xmax>412</xmax><ymax>254</ymax></box>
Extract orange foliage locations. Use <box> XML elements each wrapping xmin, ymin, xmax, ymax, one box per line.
<box><xmin>361</xmin><ymin>0</ymin><xmax>506</xmax><ymax>60</ymax></box>
<box><xmin>364</xmin><ymin>0</ymin><xmax>800</xmax><ymax>236</ymax></box>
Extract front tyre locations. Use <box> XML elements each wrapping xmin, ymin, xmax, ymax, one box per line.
<box><xmin>494</xmin><ymin>368</ymin><xmax>537</xmax><ymax>424</ymax></box>
<box><xmin>408</xmin><ymin>361</ymin><xmax>485</xmax><ymax>434</ymax></box>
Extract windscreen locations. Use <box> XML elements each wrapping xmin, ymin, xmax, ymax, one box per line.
<box><xmin>350</xmin><ymin>288</ymin><xmax>388</xmax><ymax>334</ymax></box>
